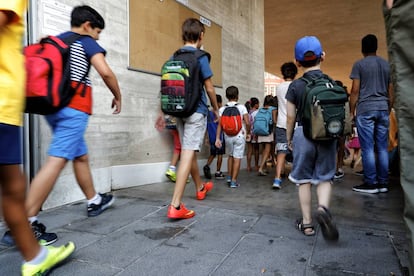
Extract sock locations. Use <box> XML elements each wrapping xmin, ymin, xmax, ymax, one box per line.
<box><xmin>169</xmin><ymin>165</ymin><xmax>176</xmax><ymax>171</ymax></box>
<box><xmin>25</xmin><ymin>245</ymin><xmax>48</xmax><ymax>265</ymax></box>
<box><xmin>28</xmin><ymin>216</ymin><xmax>38</xmax><ymax>224</ymax></box>
<box><xmin>88</xmin><ymin>193</ymin><xmax>102</xmax><ymax>206</ymax></box>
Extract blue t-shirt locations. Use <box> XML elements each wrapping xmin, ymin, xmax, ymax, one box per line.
<box><xmin>179</xmin><ymin>46</ymin><xmax>213</xmax><ymax>116</ymax></box>
<box><xmin>350</xmin><ymin>56</ymin><xmax>390</xmax><ymax>115</ymax></box>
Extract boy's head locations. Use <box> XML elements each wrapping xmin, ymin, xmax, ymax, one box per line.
<box><xmin>71</xmin><ymin>5</ymin><xmax>105</xmax><ymax>29</ymax></box>
<box><xmin>295</xmin><ymin>36</ymin><xmax>323</xmax><ymax>68</ymax></box>
<box><xmin>263</xmin><ymin>95</ymin><xmax>274</xmax><ymax>106</ymax></box>
<box><xmin>250</xmin><ymin>97</ymin><xmax>259</xmax><ymax>108</ymax></box>
<box><xmin>225</xmin><ymin>86</ymin><xmax>239</xmax><ymax>101</ymax></box>
<box><xmin>281</xmin><ymin>62</ymin><xmax>298</xmax><ymax>80</ymax></box>
<box><xmin>216</xmin><ymin>94</ymin><xmax>223</xmax><ymax>107</ymax></box>
<box><xmin>361</xmin><ymin>34</ymin><xmax>377</xmax><ymax>55</ymax></box>
<box><xmin>182</xmin><ymin>18</ymin><xmax>205</xmax><ymax>44</ymax></box>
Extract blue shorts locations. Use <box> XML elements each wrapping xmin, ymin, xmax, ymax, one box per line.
<box><xmin>0</xmin><ymin>123</ymin><xmax>22</xmax><ymax>164</ymax></box>
<box><xmin>45</xmin><ymin>107</ymin><xmax>89</xmax><ymax>160</ymax></box>
<box><xmin>288</xmin><ymin>126</ymin><xmax>337</xmax><ymax>185</ymax></box>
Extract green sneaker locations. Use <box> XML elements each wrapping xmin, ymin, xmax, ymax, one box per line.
<box><xmin>21</xmin><ymin>242</ymin><xmax>75</xmax><ymax>276</ymax></box>
<box><xmin>165</xmin><ymin>168</ymin><xmax>177</xmax><ymax>182</ymax></box>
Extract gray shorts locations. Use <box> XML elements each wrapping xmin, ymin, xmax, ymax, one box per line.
<box><xmin>275</xmin><ymin>127</ymin><xmax>289</xmax><ymax>154</ymax></box>
<box><xmin>225</xmin><ymin>133</ymin><xmax>246</xmax><ymax>159</ymax></box>
<box><xmin>288</xmin><ymin>126</ymin><xmax>337</xmax><ymax>185</ymax></box>
<box><xmin>176</xmin><ymin>112</ymin><xmax>206</xmax><ymax>151</ymax></box>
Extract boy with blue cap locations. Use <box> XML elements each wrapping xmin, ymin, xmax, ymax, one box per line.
<box><xmin>286</xmin><ymin>36</ymin><xmax>339</xmax><ymax>241</ymax></box>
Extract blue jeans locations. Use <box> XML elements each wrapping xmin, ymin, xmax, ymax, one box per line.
<box><xmin>356</xmin><ymin>111</ymin><xmax>389</xmax><ymax>185</ymax></box>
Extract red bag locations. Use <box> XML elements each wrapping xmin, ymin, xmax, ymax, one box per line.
<box><xmin>220</xmin><ymin>104</ymin><xmax>242</xmax><ymax>136</ymax></box>
<box><xmin>24</xmin><ymin>34</ymin><xmax>81</xmax><ymax>115</ymax></box>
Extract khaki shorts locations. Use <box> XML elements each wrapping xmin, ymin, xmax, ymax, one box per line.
<box><xmin>176</xmin><ymin>112</ymin><xmax>206</xmax><ymax>151</ymax></box>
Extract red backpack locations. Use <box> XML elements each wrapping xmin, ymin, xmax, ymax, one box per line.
<box><xmin>220</xmin><ymin>104</ymin><xmax>242</xmax><ymax>136</ymax></box>
<box><xmin>24</xmin><ymin>34</ymin><xmax>84</xmax><ymax>115</ymax></box>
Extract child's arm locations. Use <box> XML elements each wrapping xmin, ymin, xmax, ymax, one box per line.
<box><xmin>215</xmin><ymin>116</ymin><xmax>223</xmax><ymax>149</ymax></box>
<box><xmin>90</xmin><ymin>53</ymin><xmax>122</xmax><ymax>114</ymax></box>
<box><xmin>286</xmin><ymin>101</ymin><xmax>296</xmax><ymax>150</ymax></box>
<box><xmin>204</xmin><ymin>78</ymin><xmax>219</xmax><ymax>121</ymax></box>
<box><xmin>243</xmin><ymin>113</ymin><xmax>251</xmax><ymax>137</ymax></box>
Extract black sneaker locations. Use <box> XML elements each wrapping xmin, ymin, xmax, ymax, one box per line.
<box><xmin>352</xmin><ymin>183</ymin><xmax>379</xmax><ymax>194</ymax></box>
<box><xmin>1</xmin><ymin>221</ymin><xmax>57</xmax><ymax>246</ymax></box>
<box><xmin>31</xmin><ymin>221</ymin><xmax>58</xmax><ymax>246</ymax></box>
<box><xmin>378</xmin><ymin>183</ymin><xmax>389</xmax><ymax>193</ymax></box>
<box><xmin>333</xmin><ymin>170</ymin><xmax>344</xmax><ymax>180</ymax></box>
<box><xmin>214</xmin><ymin>171</ymin><xmax>225</xmax><ymax>179</ymax></box>
<box><xmin>354</xmin><ymin>170</ymin><xmax>364</xmax><ymax>176</ymax></box>
<box><xmin>87</xmin><ymin>193</ymin><xmax>115</xmax><ymax>217</ymax></box>
<box><xmin>203</xmin><ymin>165</ymin><xmax>212</xmax><ymax>179</ymax></box>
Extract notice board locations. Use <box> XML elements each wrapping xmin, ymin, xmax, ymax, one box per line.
<box><xmin>129</xmin><ymin>0</ymin><xmax>222</xmax><ymax>86</ymax></box>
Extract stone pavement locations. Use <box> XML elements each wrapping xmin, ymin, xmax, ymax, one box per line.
<box><xmin>0</xmin><ymin>166</ymin><xmax>410</xmax><ymax>275</ymax></box>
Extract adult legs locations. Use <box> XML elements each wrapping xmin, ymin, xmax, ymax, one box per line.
<box><xmin>375</xmin><ymin>111</ymin><xmax>390</xmax><ymax>184</ymax></box>
<box><xmin>356</xmin><ymin>113</ymin><xmax>377</xmax><ymax>184</ymax></box>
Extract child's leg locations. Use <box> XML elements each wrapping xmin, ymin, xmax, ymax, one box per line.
<box><xmin>206</xmin><ymin>154</ymin><xmax>215</xmax><ymax>166</ymax></box>
<box><xmin>26</xmin><ymin>156</ymin><xmax>67</xmax><ymax>217</ymax></box>
<box><xmin>171</xmin><ymin>149</ymin><xmax>195</xmax><ymax>207</ymax></box>
<box><xmin>0</xmin><ymin>165</ymin><xmax>40</xmax><ymax>261</ymax></box>
<box><xmin>246</xmin><ymin>143</ymin><xmax>252</xmax><ymax>171</ymax></box>
<box><xmin>217</xmin><ymin>154</ymin><xmax>223</xmax><ymax>172</ymax></box>
<box><xmin>316</xmin><ymin>181</ymin><xmax>332</xmax><ymax>209</ymax></box>
<box><xmin>298</xmin><ymin>183</ymin><xmax>313</xmax><ymax>225</ymax></box>
<box><xmin>227</xmin><ymin>156</ymin><xmax>234</xmax><ymax>179</ymax></box>
<box><xmin>254</xmin><ymin>144</ymin><xmax>260</xmax><ymax>171</ymax></box>
<box><xmin>73</xmin><ymin>154</ymin><xmax>97</xmax><ymax>200</ymax></box>
<box><xmin>231</xmin><ymin>157</ymin><xmax>242</xmax><ymax>181</ymax></box>
<box><xmin>275</xmin><ymin>152</ymin><xmax>286</xmax><ymax>179</ymax></box>
<box><xmin>259</xmin><ymin>143</ymin><xmax>270</xmax><ymax>173</ymax></box>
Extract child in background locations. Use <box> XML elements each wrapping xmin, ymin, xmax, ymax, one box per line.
<box><xmin>246</xmin><ymin>97</ymin><xmax>260</xmax><ymax>172</ymax></box>
<box><xmin>216</xmin><ymin>86</ymin><xmax>250</xmax><ymax>188</ymax></box>
<box><xmin>346</xmin><ymin>125</ymin><xmax>361</xmax><ymax>170</ymax></box>
<box><xmin>203</xmin><ymin>95</ymin><xmax>225</xmax><ymax>179</ymax></box>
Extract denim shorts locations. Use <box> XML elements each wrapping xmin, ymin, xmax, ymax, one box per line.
<box><xmin>275</xmin><ymin>127</ymin><xmax>289</xmax><ymax>154</ymax></box>
<box><xmin>45</xmin><ymin>107</ymin><xmax>89</xmax><ymax>160</ymax></box>
<box><xmin>288</xmin><ymin>126</ymin><xmax>337</xmax><ymax>185</ymax></box>
<box><xmin>0</xmin><ymin>123</ymin><xmax>22</xmax><ymax>164</ymax></box>
<box><xmin>176</xmin><ymin>112</ymin><xmax>206</xmax><ymax>151</ymax></box>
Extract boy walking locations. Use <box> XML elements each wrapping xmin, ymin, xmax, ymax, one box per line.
<box><xmin>215</xmin><ymin>86</ymin><xmax>250</xmax><ymax>188</ymax></box>
<box><xmin>0</xmin><ymin>2</ymin><xmax>75</xmax><ymax>274</ymax></box>
<box><xmin>286</xmin><ymin>36</ymin><xmax>339</xmax><ymax>241</ymax></box>
<box><xmin>156</xmin><ymin>18</ymin><xmax>219</xmax><ymax>219</ymax></box>
<box><xmin>203</xmin><ymin>94</ymin><xmax>225</xmax><ymax>180</ymax></box>
<box><xmin>3</xmin><ymin>5</ymin><xmax>122</xmax><ymax>244</ymax></box>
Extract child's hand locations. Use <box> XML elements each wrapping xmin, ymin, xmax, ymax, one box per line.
<box><xmin>215</xmin><ymin>139</ymin><xmax>222</xmax><ymax>149</ymax></box>
<box><xmin>112</xmin><ymin>97</ymin><xmax>122</xmax><ymax>114</ymax></box>
<box><xmin>155</xmin><ymin>113</ymin><xmax>166</xmax><ymax>131</ymax></box>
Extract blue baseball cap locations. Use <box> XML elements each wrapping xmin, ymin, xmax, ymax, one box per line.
<box><xmin>295</xmin><ymin>36</ymin><xmax>323</xmax><ymax>62</ymax></box>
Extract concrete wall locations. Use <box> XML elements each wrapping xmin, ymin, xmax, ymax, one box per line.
<box><xmin>32</xmin><ymin>0</ymin><xmax>265</xmax><ymax>209</ymax></box>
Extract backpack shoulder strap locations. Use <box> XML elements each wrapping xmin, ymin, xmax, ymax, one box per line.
<box><xmin>60</xmin><ymin>33</ymin><xmax>84</xmax><ymax>46</ymax></box>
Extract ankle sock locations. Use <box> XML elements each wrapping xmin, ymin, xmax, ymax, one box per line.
<box><xmin>169</xmin><ymin>165</ymin><xmax>176</xmax><ymax>171</ymax></box>
<box><xmin>88</xmin><ymin>193</ymin><xmax>102</xmax><ymax>206</ymax></box>
<box><xmin>28</xmin><ymin>216</ymin><xmax>38</xmax><ymax>224</ymax></box>
<box><xmin>25</xmin><ymin>245</ymin><xmax>47</xmax><ymax>265</ymax></box>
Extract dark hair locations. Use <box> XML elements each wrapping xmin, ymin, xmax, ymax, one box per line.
<box><xmin>71</xmin><ymin>5</ymin><xmax>105</xmax><ymax>29</ymax></box>
<box><xmin>225</xmin><ymin>86</ymin><xmax>239</xmax><ymax>100</ymax></box>
<box><xmin>245</xmin><ymin>101</ymin><xmax>251</xmax><ymax>112</ymax></box>
<box><xmin>182</xmin><ymin>18</ymin><xmax>205</xmax><ymax>43</ymax></box>
<box><xmin>216</xmin><ymin>94</ymin><xmax>222</xmax><ymax>104</ymax></box>
<box><xmin>281</xmin><ymin>62</ymin><xmax>298</xmax><ymax>80</ymax></box>
<box><xmin>250</xmin><ymin>97</ymin><xmax>259</xmax><ymax>107</ymax></box>
<box><xmin>362</xmin><ymin>34</ymin><xmax>377</xmax><ymax>54</ymax></box>
<box><xmin>298</xmin><ymin>52</ymin><xmax>321</xmax><ymax>68</ymax></box>
<box><xmin>263</xmin><ymin>95</ymin><xmax>274</xmax><ymax>107</ymax></box>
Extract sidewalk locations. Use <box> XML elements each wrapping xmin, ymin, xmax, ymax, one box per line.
<box><xmin>0</xmin><ymin>166</ymin><xmax>410</xmax><ymax>275</ymax></box>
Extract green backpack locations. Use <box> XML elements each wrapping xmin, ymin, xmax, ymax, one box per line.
<box><xmin>300</xmin><ymin>74</ymin><xmax>352</xmax><ymax>141</ymax></box>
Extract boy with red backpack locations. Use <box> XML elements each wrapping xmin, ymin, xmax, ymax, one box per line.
<box><xmin>216</xmin><ymin>86</ymin><xmax>250</xmax><ymax>188</ymax></box>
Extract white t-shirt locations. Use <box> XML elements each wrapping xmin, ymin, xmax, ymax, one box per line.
<box><xmin>276</xmin><ymin>80</ymin><xmax>292</xmax><ymax>129</ymax></box>
<box><xmin>219</xmin><ymin>101</ymin><xmax>249</xmax><ymax>135</ymax></box>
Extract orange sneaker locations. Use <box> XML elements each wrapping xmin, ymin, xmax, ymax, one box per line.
<box><xmin>196</xmin><ymin>181</ymin><xmax>214</xmax><ymax>200</ymax></box>
<box><xmin>167</xmin><ymin>203</ymin><xmax>195</xmax><ymax>219</ymax></box>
